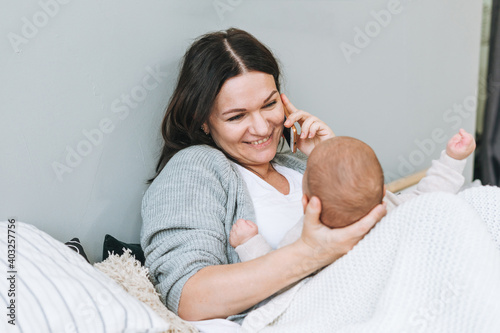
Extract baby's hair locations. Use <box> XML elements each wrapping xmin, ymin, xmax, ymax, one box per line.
<box><xmin>305</xmin><ymin>137</ymin><xmax>385</xmax><ymax>228</ymax></box>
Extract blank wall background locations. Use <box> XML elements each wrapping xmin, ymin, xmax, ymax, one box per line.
<box><xmin>0</xmin><ymin>0</ymin><xmax>483</xmax><ymax>262</ymax></box>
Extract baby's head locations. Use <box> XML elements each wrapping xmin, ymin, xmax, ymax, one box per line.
<box><xmin>303</xmin><ymin>137</ymin><xmax>385</xmax><ymax>228</ymax></box>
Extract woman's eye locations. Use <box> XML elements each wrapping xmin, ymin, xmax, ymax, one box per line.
<box><xmin>264</xmin><ymin>100</ymin><xmax>277</xmax><ymax>108</ymax></box>
<box><xmin>228</xmin><ymin>114</ymin><xmax>243</xmax><ymax>121</ymax></box>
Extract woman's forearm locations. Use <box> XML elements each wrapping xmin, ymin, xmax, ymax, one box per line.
<box><xmin>178</xmin><ymin>199</ymin><xmax>386</xmax><ymax>321</ymax></box>
<box><xmin>177</xmin><ymin>239</ymin><xmax>321</xmax><ymax>321</ymax></box>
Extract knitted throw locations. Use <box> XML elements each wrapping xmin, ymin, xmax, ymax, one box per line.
<box><xmin>242</xmin><ymin>187</ymin><xmax>500</xmax><ymax>332</ymax></box>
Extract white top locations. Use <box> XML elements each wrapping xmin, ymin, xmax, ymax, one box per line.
<box><xmin>233</xmin><ymin>163</ymin><xmax>304</xmax><ymax>249</ymax></box>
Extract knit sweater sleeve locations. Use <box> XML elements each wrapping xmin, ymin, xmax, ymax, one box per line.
<box><xmin>140</xmin><ymin>145</ymin><xmax>233</xmax><ymax>315</ymax></box>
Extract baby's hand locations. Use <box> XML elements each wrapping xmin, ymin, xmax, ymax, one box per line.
<box><xmin>446</xmin><ymin>129</ymin><xmax>476</xmax><ymax>160</ymax></box>
<box><xmin>229</xmin><ymin>219</ymin><xmax>258</xmax><ymax>248</ymax></box>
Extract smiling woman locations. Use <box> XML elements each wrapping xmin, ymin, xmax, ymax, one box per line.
<box><xmin>141</xmin><ymin>28</ymin><xmax>384</xmax><ymax>324</ymax></box>
<box><xmin>206</xmin><ymin>73</ymin><xmax>284</xmax><ymax>179</ymax></box>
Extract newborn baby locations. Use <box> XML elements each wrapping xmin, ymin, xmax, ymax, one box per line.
<box><xmin>230</xmin><ymin>129</ymin><xmax>476</xmax><ymax>262</ymax></box>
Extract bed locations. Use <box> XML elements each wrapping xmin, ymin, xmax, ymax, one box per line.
<box><xmin>3</xmin><ymin>169</ymin><xmax>478</xmax><ymax>333</ymax></box>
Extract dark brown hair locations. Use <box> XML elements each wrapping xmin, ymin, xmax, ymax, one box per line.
<box><xmin>149</xmin><ymin>28</ymin><xmax>282</xmax><ymax>182</ymax></box>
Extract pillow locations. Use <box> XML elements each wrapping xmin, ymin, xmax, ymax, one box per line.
<box><xmin>65</xmin><ymin>237</ymin><xmax>90</xmax><ymax>263</ymax></box>
<box><xmin>103</xmin><ymin>234</ymin><xmax>145</xmax><ymax>265</ymax></box>
<box><xmin>0</xmin><ymin>221</ymin><xmax>170</xmax><ymax>333</ymax></box>
<box><xmin>94</xmin><ymin>249</ymin><xmax>199</xmax><ymax>333</ymax></box>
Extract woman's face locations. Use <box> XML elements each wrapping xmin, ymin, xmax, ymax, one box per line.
<box><xmin>206</xmin><ymin>71</ymin><xmax>284</xmax><ymax>168</ymax></box>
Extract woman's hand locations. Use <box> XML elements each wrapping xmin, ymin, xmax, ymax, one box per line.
<box><xmin>297</xmin><ymin>197</ymin><xmax>387</xmax><ymax>269</ymax></box>
<box><xmin>281</xmin><ymin>93</ymin><xmax>335</xmax><ymax>156</ymax></box>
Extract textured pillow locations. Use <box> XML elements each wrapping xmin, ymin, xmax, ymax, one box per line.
<box><xmin>0</xmin><ymin>221</ymin><xmax>170</xmax><ymax>333</ymax></box>
<box><xmin>95</xmin><ymin>249</ymin><xmax>199</xmax><ymax>333</ymax></box>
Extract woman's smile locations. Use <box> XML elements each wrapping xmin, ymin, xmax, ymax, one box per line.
<box><xmin>246</xmin><ymin>132</ymin><xmax>273</xmax><ymax>146</ymax></box>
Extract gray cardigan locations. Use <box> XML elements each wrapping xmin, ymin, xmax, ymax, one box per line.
<box><xmin>140</xmin><ymin>144</ymin><xmax>307</xmax><ymax>321</ymax></box>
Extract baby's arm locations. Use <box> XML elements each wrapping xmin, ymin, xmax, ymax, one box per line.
<box><xmin>230</xmin><ymin>219</ymin><xmax>273</xmax><ymax>262</ymax></box>
<box><xmin>386</xmin><ymin>129</ymin><xmax>475</xmax><ymax>207</ymax></box>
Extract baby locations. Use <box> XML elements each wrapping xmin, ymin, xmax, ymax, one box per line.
<box><xmin>230</xmin><ymin>129</ymin><xmax>476</xmax><ymax>262</ymax></box>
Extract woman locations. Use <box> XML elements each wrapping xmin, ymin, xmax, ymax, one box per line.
<box><xmin>141</xmin><ymin>28</ymin><xmax>387</xmax><ymax>322</ymax></box>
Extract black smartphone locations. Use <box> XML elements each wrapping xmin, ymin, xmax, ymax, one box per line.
<box><xmin>283</xmin><ymin>106</ymin><xmax>298</xmax><ymax>153</ymax></box>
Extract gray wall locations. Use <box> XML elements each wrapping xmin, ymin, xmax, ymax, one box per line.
<box><xmin>1</xmin><ymin>0</ymin><xmax>483</xmax><ymax>263</ymax></box>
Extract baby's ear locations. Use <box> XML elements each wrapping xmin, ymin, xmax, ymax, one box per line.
<box><xmin>302</xmin><ymin>194</ymin><xmax>309</xmax><ymax>214</ymax></box>
<box><xmin>383</xmin><ymin>184</ymin><xmax>387</xmax><ymax>197</ymax></box>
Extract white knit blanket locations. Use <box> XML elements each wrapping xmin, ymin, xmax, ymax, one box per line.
<box><xmin>241</xmin><ymin>186</ymin><xmax>500</xmax><ymax>333</ymax></box>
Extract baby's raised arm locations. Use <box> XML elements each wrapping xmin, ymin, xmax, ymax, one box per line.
<box><xmin>385</xmin><ymin>129</ymin><xmax>475</xmax><ymax>208</ymax></box>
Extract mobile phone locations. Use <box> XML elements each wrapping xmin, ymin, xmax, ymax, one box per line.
<box><xmin>283</xmin><ymin>106</ymin><xmax>298</xmax><ymax>153</ymax></box>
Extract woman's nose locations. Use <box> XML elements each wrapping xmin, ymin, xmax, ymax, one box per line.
<box><xmin>249</xmin><ymin>112</ymin><xmax>270</xmax><ymax>136</ymax></box>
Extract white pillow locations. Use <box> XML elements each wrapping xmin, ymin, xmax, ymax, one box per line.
<box><xmin>0</xmin><ymin>221</ymin><xmax>170</xmax><ymax>333</ymax></box>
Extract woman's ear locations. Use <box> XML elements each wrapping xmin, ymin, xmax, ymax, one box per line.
<box><xmin>201</xmin><ymin>123</ymin><xmax>210</xmax><ymax>135</ymax></box>
<box><xmin>302</xmin><ymin>194</ymin><xmax>309</xmax><ymax>214</ymax></box>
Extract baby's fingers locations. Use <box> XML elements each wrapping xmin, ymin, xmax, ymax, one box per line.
<box><xmin>460</xmin><ymin>129</ymin><xmax>474</xmax><ymax>144</ymax></box>
<box><xmin>232</xmin><ymin>219</ymin><xmax>245</xmax><ymax>230</ymax></box>
<box><xmin>448</xmin><ymin>133</ymin><xmax>462</xmax><ymax>144</ymax></box>
<box><xmin>244</xmin><ymin>220</ymin><xmax>258</xmax><ymax>231</ymax></box>
<box><xmin>459</xmin><ymin>128</ymin><xmax>469</xmax><ymax>137</ymax></box>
